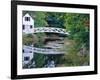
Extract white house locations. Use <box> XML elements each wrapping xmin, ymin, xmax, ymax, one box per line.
<box><xmin>22</xmin><ymin>45</ymin><xmax>34</xmax><ymax>65</ymax></box>
<box><xmin>22</xmin><ymin>13</ymin><xmax>34</xmax><ymax>34</ymax></box>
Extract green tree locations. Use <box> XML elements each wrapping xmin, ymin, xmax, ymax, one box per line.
<box><xmin>63</xmin><ymin>13</ymin><xmax>89</xmax><ymax>50</ymax></box>
<box><xmin>53</xmin><ymin>13</ymin><xmax>90</xmax><ymax>66</ymax></box>
<box><xmin>60</xmin><ymin>13</ymin><xmax>90</xmax><ymax>66</ymax></box>
<box><xmin>34</xmin><ymin>12</ymin><xmax>48</xmax><ymax>27</ymax></box>
<box><xmin>46</xmin><ymin>12</ymin><xmax>65</xmax><ymax>28</ymax></box>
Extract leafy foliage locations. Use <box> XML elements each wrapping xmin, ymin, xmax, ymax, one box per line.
<box><xmin>34</xmin><ymin>53</ymin><xmax>45</xmax><ymax>68</ymax></box>
<box><xmin>46</xmin><ymin>12</ymin><xmax>65</xmax><ymax>28</ymax></box>
<box><xmin>63</xmin><ymin>13</ymin><xmax>90</xmax><ymax>50</ymax></box>
<box><xmin>34</xmin><ymin>12</ymin><xmax>48</xmax><ymax>27</ymax></box>
<box><xmin>34</xmin><ymin>33</ymin><xmax>46</xmax><ymax>47</ymax></box>
<box><xmin>23</xmin><ymin>34</ymin><xmax>33</xmax><ymax>46</ymax></box>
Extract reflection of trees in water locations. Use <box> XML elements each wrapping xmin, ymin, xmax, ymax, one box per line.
<box><xmin>23</xmin><ymin>36</ymin><xmax>89</xmax><ymax>68</ymax></box>
<box><xmin>59</xmin><ymin>38</ymin><xmax>89</xmax><ymax>67</ymax></box>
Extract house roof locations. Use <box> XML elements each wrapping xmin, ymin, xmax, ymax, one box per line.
<box><xmin>23</xmin><ymin>13</ymin><xmax>35</xmax><ymax>19</ymax></box>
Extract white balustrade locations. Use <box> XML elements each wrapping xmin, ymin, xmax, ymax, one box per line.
<box><xmin>33</xmin><ymin>47</ymin><xmax>64</xmax><ymax>54</ymax></box>
<box><xmin>34</xmin><ymin>27</ymin><xmax>69</xmax><ymax>35</ymax></box>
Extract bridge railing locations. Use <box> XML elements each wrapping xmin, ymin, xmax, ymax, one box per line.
<box><xmin>34</xmin><ymin>27</ymin><xmax>69</xmax><ymax>35</ymax></box>
<box><xmin>33</xmin><ymin>47</ymin><xmax>65</xmax><ymax>54</ymax></box>
<box><xmin>23</xmin><ymin>45</ymin><xmax>65</xmax><ymax>54</ymax></box>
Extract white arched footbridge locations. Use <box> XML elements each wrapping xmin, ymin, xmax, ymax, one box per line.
<box><xmin>34</xmin><ymin>27</ymin><xmax>69</xmax><ymax>35</ymax></box>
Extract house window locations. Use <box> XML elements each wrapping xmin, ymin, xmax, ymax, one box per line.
<box><xmin>23</xmin><ymin>49</ymin><xmax>24</xmax><ymax>53</ymax></box>
<box><xmin>25</xmin><ymin>17</ymin><xmax>30</xmax><ymax>21</ymax></box>
<box><xmin>30</xmin><ymin>25</ymin><xmax>32</xmax><ymax>29</ymax></box>
<box><xmin>24</xmin><ymin>57</ymin><xmax>30</xmax><ymax>61</ymax></box>
<box><xmin>30</xmin><ymin>51</ymin><xmax>32</xmax><ymax>53</ymax></box>
<box><xmin>23</xmin><ymin>25</ymin><xmax>25</xmax><ymax>30</ymax></box>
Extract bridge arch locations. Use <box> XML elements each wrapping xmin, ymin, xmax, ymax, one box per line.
<box><xmin>34</xmin><ymin>27</ymin><xmax>69</xmax><ymax>35</ymax></box>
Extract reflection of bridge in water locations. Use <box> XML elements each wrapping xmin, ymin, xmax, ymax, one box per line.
<box><xmin>33</xmin><ymin>47</ymin><xmax>65</xmax><ymax>54</ymax></box>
